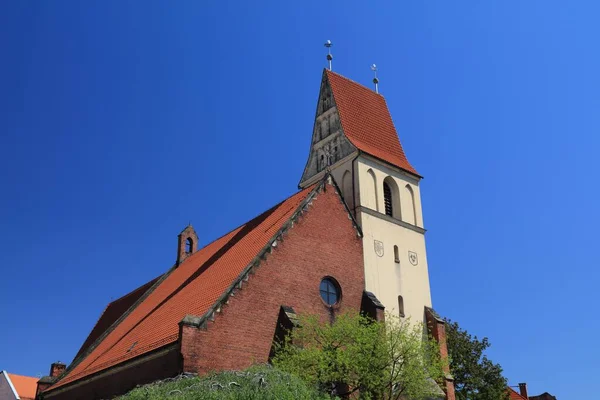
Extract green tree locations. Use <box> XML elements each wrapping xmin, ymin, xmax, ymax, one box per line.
<box><xmin>272</xmin><ymin>312</ymin><xmax>446</xmax><ymax>400</ymax></box>
<box><xmin>444</xmin><ymin>319</ymin><xmax>509</xmax><ymax>400</ymax></box>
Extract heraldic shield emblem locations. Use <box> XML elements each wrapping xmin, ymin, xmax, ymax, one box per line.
<box><xmin>408</xmin><ymin>251</ymin><xmax>418</xmax><ymax>266</ymax></box>
<box><xmin>374</xmin><ymin>240</ymin><xmax>384</xmax><ymax>257</ymax></box>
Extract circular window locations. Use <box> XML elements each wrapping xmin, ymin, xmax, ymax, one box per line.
<box><xmin>319</xmin><ymin>277</ymin><xmax>341</xmax><ymax>306</ymax></box>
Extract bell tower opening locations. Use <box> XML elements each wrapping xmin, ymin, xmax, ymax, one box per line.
<box><xmin>298</xmin><ymin>68</ymin><xmax>431</xmax><ymax>327</ymax></box>
<box><xmin>177</xmin><ymin>225</ymin><xmax>199</xmax><ymax>266</ymax></box>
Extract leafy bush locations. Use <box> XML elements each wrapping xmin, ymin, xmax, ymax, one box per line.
<box><xmin>272</xmin><ymin>312</ymin><xmax>446</xmax><ymax>400</ymax></box>
<box><xmin>117</xmin><ymin>365</ymin><xmax>331</xmax><ymax>400</ymax></box>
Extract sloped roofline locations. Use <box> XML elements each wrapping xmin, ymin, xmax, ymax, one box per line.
<box><xmin>1</xmin><ymin>371</ymin><xmax>20</xmax><ymax>399</ymax></box>
<box><xmin>298</xmin><ymin>70</ymin><xmax>357</xmax><ymax>187</ymax></box>
<box><xmin>180</xmin><ymin>174</ymin><xmax>363</xmax><ymax>333</ymax></box>
<box><xmin>508</xmin><ymin>387</ymin><xmax>528</xmax><ymax>400</ymax></box>
<box><xmin>325</xmin><ymin>69</ymin><xmax>422</xmax><ymax>178</ymax></box>
<box><xmin>46</xmin><ymin>173</ymin><xmax>362</xmax><ymax>394</ymax></box>
<box><xmin>73</xmin><ymin>276</ymin><xmax>162</xmax><ymax>360</ymax></box>
<box><xmin>299</xmin><ymin>69</ymin><xmax>422</xmax><ymax>189</ymax></box>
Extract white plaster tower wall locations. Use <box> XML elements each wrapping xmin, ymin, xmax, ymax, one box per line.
<box><xmin>354</xmin><ymin>156</ymin><xmax>432</xmax><ymax>322</ymax></box>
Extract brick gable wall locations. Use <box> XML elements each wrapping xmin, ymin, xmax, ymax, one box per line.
<box><xmin>179</xmin><ymin>184</ymin><xmax>365</xmax><ymax>373</ymax></box>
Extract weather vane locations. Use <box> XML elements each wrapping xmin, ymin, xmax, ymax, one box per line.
<box><xmin>371</xmin><ymin>64</ymin><xmax>379</xmax><ymax>94</ymax></box>
<box><xmin>324</xmin><ymin>40</ymin><xmax>333</xmax><ymax>71</ymax></box>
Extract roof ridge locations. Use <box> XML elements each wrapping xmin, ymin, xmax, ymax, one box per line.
<box><xmin>46</xmin><ymin>185</ymin><xmax>322</xmax><ymax>393</ymax></box>
<box><xmin>179</xmin><ymin>178</ymin><xmax>327</xmax><ymax>332</ymax></box>
<box><xmin>179</xmin><ymin>174</ymin><xmax>362</xmax><ymax>333</ymax></box>
<box><xmin>84</xmin><ymin>193</ymin><xmax>316</xmax><ymax>365</ymax></box>
<box><xmin>183</xmin><ymin>188</ymin><xmax>307</xmax><ymax>257</ymax></box>
<box><xmin>6</xmin><ymin>372</ymin><xmax>38</xmax><ymax>378</ymax></box>
<box><xmin>49</xmin><ymin>265</ymin><xmax>176</xmax><ymax>390</ymax></box>
<box><xmin>46</xmin><ymin>174</ymin><xmax>364</xmax><ymax>394</ymax></box>
<box><xmin>325</xmin><ymin>69</ymin><xmax>384</xmax><ymax>97</ymax></box>
<box><xmin>72</xmin><ymin>275</ymin><xmax>162</xmax><ymax>360</ymax></box>
<box><xmin>51</xmin><ymin>189</ymin><xmax>310</xmax><ymax>390</ymax></box>
<box><xmin>325</xmin><ymin>68</ymin><xmax>420</xmax><ymax>177</ymax></box>
<box><xmin>107</xmin><ymin>275</ymin><xmax>162</xmax><ymax>307</ymax></box>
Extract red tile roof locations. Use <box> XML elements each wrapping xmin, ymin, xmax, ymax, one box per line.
<box><xmin>508</xmin><ymin>387</ymin><xmax>528</xmax><ymax>400</ymax></box>
<box><xmin>48</xmin><ymin>184</ymin><xmax>319</xmax><ymax>391</ymax></box>
<box><xmin>7</xmin><ymin>373</ymin><xmax>38</xmax><ymax>399</ymax></box>
<box><xmin>326</xmin><ymin>70</ymin><xmax>419</xmax><ymax>176</ymax></box>
<box><xmin>73</xmin><ymin>276</ymin><xmax>161</xmax><ymax>360</ymax></box>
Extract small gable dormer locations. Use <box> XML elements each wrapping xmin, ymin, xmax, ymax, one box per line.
<box><xmin>177</xmin><ymin>225</ymin><xmax>198</xmax><ymax>266</ymax></box>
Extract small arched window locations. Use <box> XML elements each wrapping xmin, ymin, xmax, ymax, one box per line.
<box><xmin>398</xmin><ymin>295</ymin><xmax>405</xmax><ymax>318</ymax></box>
<box><xmin>394</xmin><ymin>245</ymin><xmax>400</xmax><ymax>264</ymax></box>
<box><xmin>365</xmin><ymin>169</ymin><xmax>378</xmax><ymax>211</ymax></box>
<box><xmin>404</xmin><ymin>184</ymin><xmax>417</xmax><ymax>225</ymax></box>
<box><xmin>185</xmin><ymin>237</ymin><xmax>193</xmax><ymax>254</ymax></box>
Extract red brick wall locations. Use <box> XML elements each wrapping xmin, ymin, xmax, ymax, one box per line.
<box><xmin>179</xmin><ymin>184</ymin><xmax>365</xmax><ymax>374</ymax></box>
<box><xmin>425</xmin><ymin>308</ymin><xmax>456</xmax><ymax>400</ymax></box>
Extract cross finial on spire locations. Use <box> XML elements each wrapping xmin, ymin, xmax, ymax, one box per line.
<box><xmin>371</xmin><ymin>64</ymin><xmax>379</xmax><ymax>94</ymax></box>
<box><xmin>325</xmin><ymin>40</ymin><xmax>333</xmax><ymax>71</ymax></box>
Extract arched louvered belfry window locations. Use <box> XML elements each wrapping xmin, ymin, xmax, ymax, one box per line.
<box><xmin>383</xmin><ymin>182</ymin><xmax>393</xmax><ymax>216</ymax></box>
<box><xmin>185</xmin><ymin>237</ymin><xmax>193</xmax><ymax>254</ymax></box>
<box><xmin>383</xmin><ymin>177</ymin><xmax>401</xmax><ymax>219</ymax></box>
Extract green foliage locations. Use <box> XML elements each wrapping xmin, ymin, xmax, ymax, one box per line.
<box><xmin>444</xmin><ymin>319</ymin><xmax>509</xmax><ymax>400</ymax></box>
<box><xmin>117</xmin><ymin>365</ymin><xmax>331</xmax><ymax>400</ymax></box>
<box><xmin>272</xmin><ymin>312</ymin><xmax>446</xmax><ymax>400</ymax></box>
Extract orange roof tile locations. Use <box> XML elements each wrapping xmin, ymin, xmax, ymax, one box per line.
<box><xmin>72</xmin><ymin>276</ymin><xmax>161</xmax><ymax>360</ymax></box>
<box><xmin>49</xmin><ymin>184</ymin><xmax>319</xmax><ymax>391</ymax></box>
<box><xmin>508</xmin><ymin>387</ymin><xmax>528</xmax><ymax>400</ymax></box>
<box><xmin>7</xmin><ymin>373</ymin><xmax>38</xmax><ymax>399</ymax></box>
<box><xmin>326</xmin><ymin>70</ymin><xmax>419</xmax><ymax>176</ymax></box>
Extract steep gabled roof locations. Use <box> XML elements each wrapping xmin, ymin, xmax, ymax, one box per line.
<box><xmin>5</xmin><ymin>372</ymin><xmax>38</xmax><ymax>399</ymax></box>
<box><xmin>48</xmin><ymin>181</ymin><xmax>329</xmax><ymax>391</ymax></box>
<box><xmin>325</xmin><ymin>70</ymin><xmax>419</xmax><ymax>176</ymax></box>
<box><xmin>73</xmin><ymin>276</ymin><xmax>161</xmax><ymax>360</ymax></box>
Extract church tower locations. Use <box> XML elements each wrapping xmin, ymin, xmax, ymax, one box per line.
<box><xmin>299</xmin><ymin>69</ymin><xmax>432</xmax><ymax>324</ymax></box>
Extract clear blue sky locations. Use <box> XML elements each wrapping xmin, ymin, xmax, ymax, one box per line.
<box><xmin>1</xmin><ymin>2</ymin><xmax>596</xmax><ymax>398</ymax></box>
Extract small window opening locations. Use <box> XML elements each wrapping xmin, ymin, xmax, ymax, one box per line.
<box><xmin>185</xmin><ymin>237</ymin><xmax>193</xmax><ymax>254</ymax></box>
<box><xmin>383</xmin><ymin>182</ymin><xmax>393</xmax><ymax>217</ymax></box>
<box><xmin>320</xmin><ymin>277</ymin><xmax>341</xmax><ymax>306</ymax></box>
<box><xmin>394</xmin><ymin>245</ymin><xmax>400</xmax><ymax>263</ymax></box>
<box><xmin>398</xmin><ymin>296</ymin><xmax>405</xmax><ymax>318</ymax></box>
